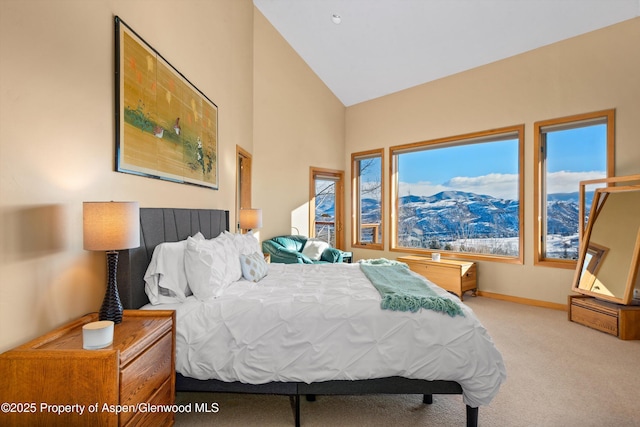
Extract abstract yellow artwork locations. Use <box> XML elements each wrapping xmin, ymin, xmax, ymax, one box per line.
<box><xmin>115</xmin><ymin>16</ymin><xmax>218</xmax><ymax>189</ymax></box>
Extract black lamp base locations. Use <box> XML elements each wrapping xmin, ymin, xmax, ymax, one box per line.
<box><xmin>99</xmin><ymin>250</ymin><xmax>123</xmax><ymax>324</ymax></box>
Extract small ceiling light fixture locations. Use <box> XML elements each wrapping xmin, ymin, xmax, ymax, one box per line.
<box><xmin>331</xmin><ymin>13</ymin><xmax>342</xmax><ymax>25</ymax></box>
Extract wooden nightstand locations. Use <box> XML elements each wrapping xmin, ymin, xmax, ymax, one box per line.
<box><xmin>398</xmin><ymin>255</ymin><xmax>477</xmax><ymax>301</ymax></box>
<box><xmin>0</xmin><ymin>310</ymin><xmax>175</xmax><ymax>426</ymax></box>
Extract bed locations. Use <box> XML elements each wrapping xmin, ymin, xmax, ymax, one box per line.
<box><xmin>116</xmin><ymin>208</ymin><xmax>505</xmax><ymax>426</ymax></box>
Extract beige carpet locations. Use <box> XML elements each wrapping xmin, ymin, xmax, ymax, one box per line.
<box><xmin>174</xmin><ymin>297</ymin><xmax>640</xmax><ymax>426</ymax></box>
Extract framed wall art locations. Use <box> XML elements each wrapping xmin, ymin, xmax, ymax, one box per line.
<box><xmin>115</xmin><ymin>16</ymin><xmax>218</xmax><ymax>189</ymax></box>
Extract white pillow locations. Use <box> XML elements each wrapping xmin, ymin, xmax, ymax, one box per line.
<box><xmin>144</xmin><ymin>232</ymin><xmax>204</xmax><ymax>305</ymax></box>
<box><xmin>301</xmin><ymin>239</ymin><xmax>330</xmax><ymax>261</ymax></box>
<box><xmin>213</xmin><ymin>232</ymin><xmax>243</xmax><ymax>284</ymax></box>
<box><xmin>216</xmin><ymin>232</ymin><xmax>261</xmax><ymax>280</ymax></box>
<box><xmin>223</xmin><ymin>231</ymin><xmax>261</xmax><ymax>255</ymax></box>
<box><xmin>240</xmin><ymin>252</ymin><xmax>269</xmax><ymax>282</ymax></box>
<box><xmin>184</xmin><ymin>235</ymin><xmax>230</xmax><ymax>300</ymax></box>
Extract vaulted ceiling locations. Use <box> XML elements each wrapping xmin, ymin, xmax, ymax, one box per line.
<box><xmin>253</xmin><ymin>0</ymin><xmax>640</xmax><ymax>106</ymax></box>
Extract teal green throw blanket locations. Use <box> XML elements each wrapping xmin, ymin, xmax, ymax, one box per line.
<box><xmin>359</xmin><ymin>259</ymin><xmax>464</xmax><ymax>317</ymax></box>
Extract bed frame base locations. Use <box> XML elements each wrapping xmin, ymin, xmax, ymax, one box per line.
<box><xmin>176</xmin><ymin>374</ymin><xmax>478</xmax><ymax>426</ymax></box>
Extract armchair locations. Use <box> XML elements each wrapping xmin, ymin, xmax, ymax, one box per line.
<box><xmin>262</xmin><ymin>235</ymin><xmax>344</xmax><ymax>264</ymax></box>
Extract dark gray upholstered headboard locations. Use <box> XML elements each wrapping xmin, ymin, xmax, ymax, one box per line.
<box><xmin>116</xmin><ymin>208</ymin><xmax>229</xmax><ymax>309</ymax></box>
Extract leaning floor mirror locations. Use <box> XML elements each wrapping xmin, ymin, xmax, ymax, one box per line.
<box><xmin>572</xmin><ymin>174</ymin><xmax>640</xmax><ymax>305</ymax></box>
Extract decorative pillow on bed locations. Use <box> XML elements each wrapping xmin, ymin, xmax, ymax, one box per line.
<box><xmin>184</xmin><ymin>235</ymin><xmax>236</xmax><ymax>300</ymax></box>
<box><xmin>239</xmin><ymin>252</ymin><xmax>269</xmax><ymax>282</ymax></box>
<box><xmin>144</xmin><ymin>232</ymin><xmax>204</xmax><ymax>305</ymax></box>
<box><xmin>301</xmin><ymin>238</ymin><xmax>330</xmax><ymax>261</ymax></box>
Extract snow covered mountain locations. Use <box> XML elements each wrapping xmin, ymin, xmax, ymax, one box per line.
<box><xmin>397</xmin><ymin>190</ymin><xmax>579</xmax><ymax>241</ymax></box>
<box><xmin>320</xmin><ymin>189</ymin><xmax>585</xmax><ymax>257</ymax></box>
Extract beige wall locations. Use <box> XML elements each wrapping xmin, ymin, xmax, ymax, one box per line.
<box><xmin>1</xmin><ymin>1</ymin><xmax>638</xmax><ymax>352</ymax></box>
<box><xmin>0</xmin><ymin>0</ymin><xmax>254</xmax><ymax>352</ymax></box>
<box><xmin>252</xmin><ymin>9</ymin><xmax>346</xmax><ymax>240</ymax></box>
<box><xmin>345</xmin><ymin>17</ymin><xmax>640</xmax><ymax>305</ymax></box>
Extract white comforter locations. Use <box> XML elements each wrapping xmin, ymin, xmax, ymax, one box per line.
<box><xmin>144</xmin><ymin>262</ymin><xmax>506</xmax><ymax>407</ymax></box>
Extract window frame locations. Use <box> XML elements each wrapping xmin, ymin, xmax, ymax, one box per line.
<box><xmin>351</xmin><ymin>149</ymin><xmax>385</xmax><ymax>250</ymax></box>
<box><xmin>533</xmin><ymin>109</ymin><xmax>615</xmax><ymax>268</ymax></box>
<box><xmin>390</xmin><ymin>125</ymin><xmax>525</xmax><ymax>264</ymax></box>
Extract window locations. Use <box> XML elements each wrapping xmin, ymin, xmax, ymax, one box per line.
<box><xmin>391</xmin><ymin>126</ymin><xmax>524</xmax><ymax>262</ymax></box>
<box><xmin>352</xmin><ymin>149</ymin><xmax>384</xmax><ymax>250</ymax></box>
<box><xmin>309</xmin><ymin>167</ymin><xmax>344</xmax><ymax>249</ymax></box>
<box><xmin>534</xmin><ymin>110</ymin><xmax>614</xmax><ymax>267</ymax></box>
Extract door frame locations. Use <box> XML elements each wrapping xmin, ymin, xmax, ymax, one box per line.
<box><xmin>309</xmin><ymin>166</ymin><xmax>345</xmax><ymax>250</ymax></box>
<box><xmin>236</xmin><ymin>145</ymin><xmax>252</xmax><ymax>232</ymax></box>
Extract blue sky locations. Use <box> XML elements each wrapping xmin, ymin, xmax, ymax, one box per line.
<box><xmin>399</xmin><ymin>139</ymin><xmax>518</xmax><ymax>183</ymax></box>
<box><xmin>546</xmin><ymin>124</ymin><xmax>607</xmax><ymax>172</ymax></box>
<box><xmin>398</xmin><ymin>124</ymin><xmax>607</xmax><ymax>200</ymax></box>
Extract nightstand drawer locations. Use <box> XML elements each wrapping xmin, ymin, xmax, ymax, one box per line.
<box><xmin>124</xmin><ymin>378</ymin><xmax>174</xmax><ymax>427</ymax></box>
<box><xmin>120</xmin><ymin>331</ymin><xmax>173</xmax><ymax>412</ymax></box>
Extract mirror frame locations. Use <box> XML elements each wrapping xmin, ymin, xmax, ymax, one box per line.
<box><xmin>572</xmin><ymin>174</ymin><xmax>640</xmax><ymax>305</ymax></box>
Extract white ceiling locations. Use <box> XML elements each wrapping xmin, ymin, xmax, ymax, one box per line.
<box><xmin>253</xmin><ymin>0</ymin><xmax>640</xmax><ymax>106</ymax></box>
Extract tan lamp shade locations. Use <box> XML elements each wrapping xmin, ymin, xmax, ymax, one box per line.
<box><xmin>239</xmin><ymin>208</ymin><xmax>262</xmax><ymax>230</ymax></box>
<box><xmin>83</xmin><ymin>202</ymin><xmax>140</xmax><ymax>251</ymax></box>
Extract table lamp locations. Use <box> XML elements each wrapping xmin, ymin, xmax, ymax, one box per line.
<box><xmin>239</xmin><ymin>208</ymin><xmax>262</xmax><ymax>232</ymax></box>
<box><xmin>83</xmin><ymin>201</ymin><xmax>140</xmax><ymax>324</ymax></box>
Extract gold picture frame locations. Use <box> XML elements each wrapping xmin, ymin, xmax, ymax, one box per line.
<box><xmin>115</xmin><ymin>16</ymin><xmax>218</xmax><ymax>189</ymax></box>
